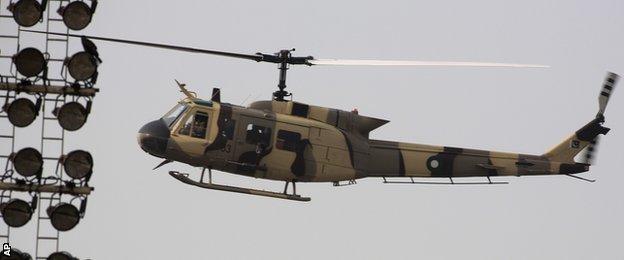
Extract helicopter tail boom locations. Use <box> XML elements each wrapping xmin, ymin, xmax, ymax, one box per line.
<box><xmin>366</xmin><ymin>72</ymin><xmax>618</xmax><ymax>179</ymax></box>
<box><xmin>367</xmin><ymin>140</ymin><xmax>572</xmax><ymax>179</ymax></box>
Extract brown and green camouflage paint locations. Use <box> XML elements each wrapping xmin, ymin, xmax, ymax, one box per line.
<box><xmin>163</xmin><ymin>98</ymin><xmax>601</xmax><ymax>183</ymax></box>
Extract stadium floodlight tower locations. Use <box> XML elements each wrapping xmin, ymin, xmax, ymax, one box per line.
<box><xmin>0</xmin><ymin>0</ymin><xmax>100</xmax><ymax>258</ymax></box>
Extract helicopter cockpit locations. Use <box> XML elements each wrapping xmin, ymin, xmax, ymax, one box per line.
<box><xmin>138</xmin><ymin>99</ymin><xmax>218</xmax><ymax>161</ymax></box>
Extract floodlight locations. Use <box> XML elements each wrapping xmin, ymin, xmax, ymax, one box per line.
<box><xmin>47</xmin><ymin>202</ymin><xmax>80</xmax><ymax>231</ymax></box>
<box><xmin>59</xmin><ymin>1</ymin><xmax>95</xmax><ymax>30</ymax></box>
<box><xmin>12</xmin><ymin>147</ymin><xmax>43</xmax><ymax>177</ymax></box>
<box><xmin>47</xmin><ymin>251</ymin><xmax>77</xmax><ymax>260</ymax></box>
<box><xmin>1</xmin><ymin>248</ymin><xmax>32</xmax><ymax>260</ymax></box>
<box><xmin>0</xmin><ymin>199</ymin><xmax>33</xmax><ymax>227</ymax></box>
<box><xmin>9</xmin><ymin>0</ymin><xmax>45</xmax><ymax>27</ymax></box>
<box><xmin>7</xmin><ymin>98</ymin><xmax>38</xmax><ymax>127</ymax></box>
<box><xmin>66</xmin><ymin>51</ymin><xmax>97</xmax><ymax>81</ymax></box>
<box><xmin>13</xmin><ymin>47</ymin><xmax>46</xmax><ymax>78</ymax></box>
<box><xmin>63</xmin><ymin>150</ymin><xmax>93</xmax><ymax>179</ymax></box>
<box><xmin>55</xmin><ymin>102</ymin><xmax>88</xmax><ymax>131</ymax></box>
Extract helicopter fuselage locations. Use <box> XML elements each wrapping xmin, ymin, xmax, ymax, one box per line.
<box><xmin>137</xmin><ymin>97</ymin><xmax>596</xmax><ymax>184</ymax></box>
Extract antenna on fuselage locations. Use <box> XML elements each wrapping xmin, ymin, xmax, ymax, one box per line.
<box><xmin>211</xmin><ymin>88</ymin><xmax>221</xmax><ymax>102</ymax></box>
<box><xmin>174</xmin><ymin>79</ymin><xmax>197</xmax><ymax>101</ymax></box>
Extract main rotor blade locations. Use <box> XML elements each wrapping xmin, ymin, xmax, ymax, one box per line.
<box><xmin>21</xmin><ymin>29</ymin><xmax>263</xmax><ymax>62</ymax></box>
<box><xmin>20</xmin><ymin>30</ymin><xmax>548</xmax><ymax>68</ymax></box>
<box><xmin>308</xmin><ymin>59</ymin><xmax>549</xmax><ymax>68</ymax></box>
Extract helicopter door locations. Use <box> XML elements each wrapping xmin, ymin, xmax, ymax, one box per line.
<box><xmin>233</xmin><ymin>116</ymin><xmax>273</xmax><ymax>171</ymax></box>
<box><xmin>170</xmin><ymin>110</ymin><xmax>212</xmax><ymax>159</ymax></box>
<box><xmin>271</xmin><ymin>125</ymin><xmax>310</xmax><ymax>178</ymax></box>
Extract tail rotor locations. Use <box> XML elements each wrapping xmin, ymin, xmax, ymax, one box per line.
<box><xmin>581</xmin><ymin>72</ymin><xmax>619</xmax><ymax>165</ymax></box>
<box><xmin>597</xmin><ymin>72</ymin><xmax>618</xmax><ymax>117</ymax></box>
<box><xmin>581</xmin><ymin>136</ymin><xmax>600</xmax><ymax>165</ymax></box>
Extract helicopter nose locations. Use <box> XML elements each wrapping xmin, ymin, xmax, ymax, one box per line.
<box><xmin>137</xmin><ymin>119</ymin><xmax>170</xmax><ymax>158</ymax></box>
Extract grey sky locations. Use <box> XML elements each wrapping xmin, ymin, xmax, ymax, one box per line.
<box><xmin>2</xmin><ymin>0</ymin><xmax>624</xmax><ymax>259</ymax></box>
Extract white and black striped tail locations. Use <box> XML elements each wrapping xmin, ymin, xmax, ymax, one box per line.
<box><xmin>580</xmin><ymin>72</ymin><xmax>619</xmax><ymax>165</ymax></box>
<box><xmin>598</xmin><ymin>72</ymin><xmax>618</xmax><ymax>116</ymax></box>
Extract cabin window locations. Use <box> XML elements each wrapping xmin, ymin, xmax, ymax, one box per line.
<box><xmin>245</xmin><ymin>124</ymin><xmax>272</xmax><ymax>146</ymax></box>
<box><xmin>178</xmin><ymin>112</ymin><xmax>209</xmax><ymax>139</ymax></box>
<box><xmin>276</xmin><ymin>130</ymin><xmax>301</xmax><ymax>152</ymax></box>
<box><xmin>291</xmin><ymin>103</ymin><xmax>309</xmax><ymax>117</ymax></box>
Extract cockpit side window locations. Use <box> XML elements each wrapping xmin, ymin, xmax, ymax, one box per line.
<box><xmin>191</xmin><ymin>113</ymin><xmax>209</xmax><ymax>138</ymax></box>
<box><xmin>178</xmin><ymin>112</ymin><xmax>210</xmax><ymax>139</ymax></box>
<box><xmin>161</xmin><ymin>103</ymin><xmax>188</xmax><ymax>127</ymax></box>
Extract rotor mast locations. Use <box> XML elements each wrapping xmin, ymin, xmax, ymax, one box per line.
<box><xmin>275</xmin><ymin>49</ymin><xmax>291</xmax><ymax>101</ymax></box>
<box><xmin>256</xmin><ymin>48</ymin><xmax>313</xmax><ymax>101</ymax></box>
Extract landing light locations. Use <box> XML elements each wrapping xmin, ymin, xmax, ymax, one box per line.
<box><xmin>59</xmin><ymin>1</ymin><xmax>95</xmax><ymax>30</ymax></box>
<box><xmin>13</xmin><ymin>47</ymin><xmax>46</xmax><ymax>78</ymax></box>
<box><xmin>47</xmin><ymin>251</ymin><xmax>78</xmax><ymax>260</ymax></box>
<box><xmin>55</xmin><ymin>102</ymin><xmax>88</xmax><ymax>131</ymax></box>
<box><xmin>0</xmin><ymin>199</ymin><xmax>33</xmax><ymax>227</ymax></box>
<box><xmin>47</xmin><ymin>202</ymin><xmax>80</xmax><ymax>231</ymax></box>
<box><xmin>2</xmin><ymin>248</ymin><xmax>32</xmax><ymax>260</ymax></box>
<box><xmin>63</xmin><ymin>150</ymin><xmax>93</xmax><ymax>180</ymax></box>
<box><xmin>6</xmin><ymin>98</ymin><xmax>39</xmax><ymax>127</ymax></box>
<box><xmin>9</xmin><ymin>0</ymin><xmax>44</xmax><ymax>27</ymax></box>
<box><xmin>12</xmin><ymin>147</ymin><xmax>43</xmax><ymax>177</ymax></box>
<box><xmin>66</xmin><ymin>51</ymin><xmax>97</xmax><ymax>81</ymax></box>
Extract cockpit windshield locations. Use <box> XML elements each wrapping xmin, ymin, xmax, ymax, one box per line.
<box><xmin>161</xmin><ymin>103</ymin><xmax>188</xmax><ymax>127</ymax></box>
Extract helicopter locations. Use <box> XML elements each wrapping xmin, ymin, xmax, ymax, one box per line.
<box><xmin>24</xmin><ymin>30</ymin><xmax>619</xmax><ymax>202</ymax></box>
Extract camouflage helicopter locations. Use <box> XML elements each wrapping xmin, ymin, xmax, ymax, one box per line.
<box><xmin>27</xmin><ymin>30</ymin><xmax>619</xmax><ymax>202</ymax></box>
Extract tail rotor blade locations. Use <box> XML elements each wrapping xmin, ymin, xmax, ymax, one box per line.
<box><xmin>598</xmin><ymin>72</ymin><xmax>619</xmax><ymax>115</ymax></box>
<box><xmin>582</xmin><ymin>136</ymin><xmax>601</xmax><ymax>165</ymax></box>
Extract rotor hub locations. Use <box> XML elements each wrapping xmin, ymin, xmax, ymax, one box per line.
<box><xmin>265</xmin><ymin>49</ymin><xmax>312</xmax><ymax>101</ymax></box>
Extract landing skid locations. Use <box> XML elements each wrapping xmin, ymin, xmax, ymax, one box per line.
<box><xmin>168</xmin><ymin>171</ymin><xmax>311</xmax><ymax>202</ymax></box>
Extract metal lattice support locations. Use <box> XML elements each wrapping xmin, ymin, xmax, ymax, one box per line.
<box><xmin>34</xmin><ymin>1</ymin><xmax>72</xmax><ymax>258</ymax></box>
<box><xmin>0</xmin><ymin>0</ymin><xmax>21</xmax><ymax>246</ymax></box>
